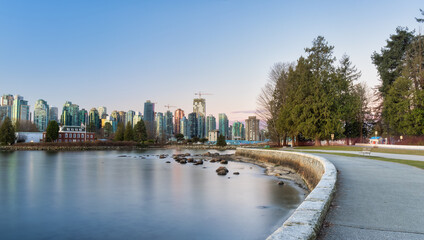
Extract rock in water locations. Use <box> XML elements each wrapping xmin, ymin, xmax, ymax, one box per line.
<box><xmin>166</xmin><ymin>161</ymin><xmax>171</xmax><ymax>163</ymax></box>
<box><xmin>220</xmin><ymin>159</ymin><xmax>228</xmax><ymax>164</ymax></box>
<box><xmin>216</xmin><ymin>166</ymin><xmax>229</xmax><ymax>176</ymax></box>
<box><xmin>233</xmin><ymin>172</ymin><xmax>240</xmax><ymax>175</ymax></box>
<box><xmin>278</xmin><ymin>181</ymin><xmax>284</xmax><ymax>185</ymax></box>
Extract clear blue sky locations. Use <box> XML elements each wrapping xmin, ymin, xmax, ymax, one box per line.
<box><xmin>0</xmin><ymin>0</ymin><xmax>423</xmax><ymax>122</ymax></box>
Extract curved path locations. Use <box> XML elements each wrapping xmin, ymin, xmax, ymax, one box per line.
<box><xmin>314</xmin><ymin>152</ymin><xmax>424</xmax><ymax>240</ymax></box>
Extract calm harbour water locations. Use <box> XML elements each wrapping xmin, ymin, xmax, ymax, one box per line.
<box><xmin>0</xmin><ymin>149</ymin><xmax>304</xmax><ymax>240</ymax></box>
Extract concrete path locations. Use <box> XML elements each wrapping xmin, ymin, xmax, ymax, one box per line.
<box><xmin>313</xmin><ymin>152</ymin><xmax>424</xmax><ymax>240</ymax></box>
<box><xmin>299</xmin><ymin>149</ymin><xmax>424</xmax><ymax>162</ymax></box>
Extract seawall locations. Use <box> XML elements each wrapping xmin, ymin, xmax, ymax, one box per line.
<box><xmin>235</xmin><ymin>148</ymin><xmax>337</xmax><ymax>240</ymax></box>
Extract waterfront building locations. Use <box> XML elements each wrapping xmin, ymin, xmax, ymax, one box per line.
<box><xmin>206</xmin><ymin>114</ymin><xmax>216</xmax><ymax>135</ymax></box>
<box><xmin>228</xmin><ymin>125</ymin><xmax>233</xmax><ymax>140</ymax></box>
<box><xmin>208</xmin><ymin>130</ymin><xmax>220</xmax><ymax>142</ymax></box>
<box><xmin>12</xmin><ymin>95</ymin><xmax>30</xmax><ymax>123</ymax></box>
<box><xmin>193</xmin><ymin>98</ymin><xmax>206</xmax><ymax>117</ymax></box>
<box><xmin>60</xmin><ymin>101</ymin><xmax>79</xmax><ymax>126</ymax></box>
<box><xmin>144</xmin><ymin>100</ymin><xmax>155</xmax><ymax>139</ymax></box>
<box><xmin>156</xmin><ymin>112</ymin><xmax>165</xmax><ymax>140</ymax></box>
<box><xmin>232</xmin><ymin>121</ymin><xmax>245</xmax><ymax>140</ymax></box>
<box><xmin>118</xmin><ymin>111</ymin><xmax>126</xmax><ymax>124</ymax></box>
<box><xmin>78</xmin><ymin>109</ymin><xmax>88</xmax><ymax>126</ymax></box>
<box><xmin>188</xmin><ymin>112</ymin><xmax>198</xmax><ymax>139</ymax></box>
<box><xmin>219</xmin><ymin>113</ymin><xmax>229</xmax><ymax>139</ymax></box>
<box><xmin>98</xmin><ymin>106</ymin><xmax>107</xmax><ymax>119</ymax></box>
<box><xmin>126</xmin><ymin>110</ymin><xmax>135</xmax><ymax>127</ymax></box>
<box><xmin>43</xmin><ymin>125</ymin><xmax>95</xmax><ymax>143</ymax></box>
<box><xmin>174</xmin><ymin>108</ymin><xmax>184</xmax><ymax>135</ymax></box>
<box><xmin>197</xmin><ymin>115</ymin><xmax>205</xmax><ymax>139</ymax></box>
<box><xmin>245</xmin><ymin>116</ymin><xmax>260</xmax><ymax>141</ymax></box>
<box><xmin>34</xmin><ymin>99</ymin><xmax>49</xmax><ymax>132</ymax></box>
<box><xmin>49</xmin><ymin>107</ymin><xmax>59</xmax><ymax>123</ymax></box>
<box><xmin>180</xmin><ymin>116</ymin><xmax>188</xmax><ymax>138</ymax></box>
<box><xmin>133</xmin><ymin>112</ymin><xmax>143</xmax><ymax>128</ymax></box>
<box><xmin>89</xmin><ymin>108</ymin><xmax>100</xmax><ymax>131</ymax></box>
<box><xmin>1</xmin><ymin>94</ymin><xmax>14</xmax><ymax>106</ymax></box>
<box><xmin>164</xmin><ymin>110</ymin><xmax>173</xmax><ymax>139</ymax></box>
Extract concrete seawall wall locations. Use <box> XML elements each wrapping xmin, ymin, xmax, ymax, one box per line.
<box><xmin>235</xmin><ymin>148</ymin><xmax>337</xmax><ymax>240</ymax></box>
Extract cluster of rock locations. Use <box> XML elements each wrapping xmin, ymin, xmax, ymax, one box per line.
<box><xmin>172</xmin><ymin>153</ymin><xmax>204</xmax><ymax>165</ymax></box>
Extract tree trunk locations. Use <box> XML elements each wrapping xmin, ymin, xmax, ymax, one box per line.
<box><xmin>346</xmin><ymin>137</ymin><xmax>350</xmax><ymax>145</ymax></box>
<box><xmin>315</xmin><ymin>136</ymin><xmax>321</xmax><ymax>146</ymax></box>
<box><xmin>326</xmin><ymin>139</ymin><xmax>330</xmax><ymax>146</ymax></box>
<box><xmin>283</xmin><ymin>134</ymin><xmax>287</xmax><ymax>146</ymax></box>
<box><xmin>359</xmin><ymin>122</ymin><xmax>363</xmax><ymax>143</ymax></box>
<box><xmin>291</xmin><ymin>135</ymin><xmax>295</xmax><ymax>147</ymax></box>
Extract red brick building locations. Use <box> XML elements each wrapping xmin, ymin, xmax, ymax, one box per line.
<box><xmin>43</xmin><ymin>126</ymin><xmax>95</xmax><ymax>142</ymax></box>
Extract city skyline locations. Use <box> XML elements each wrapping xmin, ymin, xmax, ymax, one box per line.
<box><xmin>1</xmin><ymin>1</ymin><xmax>423</xmax><ymax>122</ymax></box>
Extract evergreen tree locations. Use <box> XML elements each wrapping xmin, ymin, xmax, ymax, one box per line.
<box><xmin>104</xmin><ymin>122</ymin><xmax>113</xmax><ymax>138</ymax></box>
<box><xmin>124</xmin><ymin>121</ymin><xmax>134</xmax><ymax>141</ymax></box>
<box><xmin>216</xmin><ymin>134</ymin><xmax>227</xmax><ymax>147</ymax></box>
<box><xmin>134</xmin><ymin>120</ymin><xmax>147</xmax><ymax>143</ymax></box>
<box><xmin>114</xmin><ymin>122</ymin><xmax>125</xmax><ymax>141</ymax></box>
<box><xmin>45</xmin><ymin>121</ymin><xmax>59</xmax><ymax>142</ymax></box>
<box><xmin>0</xmin><ymin>117</ymin><xmax>16</xmax><ymax>145</ymax></box>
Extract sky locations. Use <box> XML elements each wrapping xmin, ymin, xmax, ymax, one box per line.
<box><xmin>1</xmin><ymin>0</ymin><xmax>423</xmax><ymax>123</ymax></box>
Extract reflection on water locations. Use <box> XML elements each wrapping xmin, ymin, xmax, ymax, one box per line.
<box><xmin>0</xmin><ymin>149</ymin><xmax>303</xmax><ymax>240</ymax></box>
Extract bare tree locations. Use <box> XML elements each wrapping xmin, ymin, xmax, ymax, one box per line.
<box><xmin>257</xmin><ymin>62</ymin><xmax>293</xmax><ymax>146</ymax></box>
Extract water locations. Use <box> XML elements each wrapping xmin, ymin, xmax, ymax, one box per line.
<box><xmin>0</xmin><ymin>149</ymin><xmax>304</xmax><ymax>240</ymax></box>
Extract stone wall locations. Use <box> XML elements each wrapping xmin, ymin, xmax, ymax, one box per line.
<box><xmin>235</xmin><ymin>148</ymin><xmax>337</xmax><ymax>240</ymax></box>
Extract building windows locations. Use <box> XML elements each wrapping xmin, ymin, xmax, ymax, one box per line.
<box><xmin>77</xmin><ymin>134</ymin><xmax>80</xmax><ymax>138</ymax></box>
<box><xmin>82</xmin><ymin>134</ymin><xmax>84</xmax><ymax>138</ymax></box>
<box><xmin>65</xmin><ymin>133</ymin><xmax>68</xmax><ymax>138</ymax></box>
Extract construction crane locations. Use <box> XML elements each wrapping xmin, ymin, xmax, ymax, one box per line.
<box><xmin>195</xmin><ymin>91</ymin><xmax>213</xmax><ymax>99</ymax></box>
<box><xmin>164</xmin><ymin>104</ymin><xmax>176</xmax><ymax>110</ymax></box>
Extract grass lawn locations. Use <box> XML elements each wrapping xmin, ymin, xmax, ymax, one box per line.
<box><xmin>297</xmin><ymin>150</ymin><xmax>424</xmax><ymax>170</ymax></box>
<box><xmin>293</xmin><ymin>145</ymin><xmax>424</xmax><ymax>156</ymax></box>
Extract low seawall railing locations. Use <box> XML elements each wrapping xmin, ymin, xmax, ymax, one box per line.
<box><xmin>235</xmin><ymin>148</ymin><xmax>337</xmax><ymax>240</ymax></box>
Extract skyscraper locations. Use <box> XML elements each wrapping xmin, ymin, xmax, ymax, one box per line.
<box><xmin>12</xmin><ymin>95</ymin><xmax>30</xmax><ymax>123</ymax></box>
<box><xmin>174</xmin><ymin>108</ymin><xmax>184</xmax><ymax>135</ymax></box>
<box><xmin>219</xmin><ymin>113</ymin><xmax>229</xmax><ymax>138</ymax></box>
<box><xmin>118</xmin><ymin>111</ymin><xmax>126</xmax><ymax>125</ymax></box>
<box><xmin>79</xmin><ymin>109</ymin><xmax>88</xmax><ymax>126</ymax></box>
<box><xmin>193</xmin><ymin>98</ymin><xmax>206</xmax><ymax>117</ymax></box>
<box><xmin>197</xmin><ymin>115</ymin><xmax>205</xmax><ymax>139</ymax></box>
<box><xmin>188</xmin><ymin>112</ymin><xmax>198</xmax><ymax>139</ymax></box>
<box><xmin>245</xmin><ymin>116</ymin><xmax>260</xmax><ymax>141</ymax></box>
<box><xmin>180</xmin><ymin>116</ymin><xmax>188</xmax><ymax>138</ymax></box>
<box><xmin>232</xmin><ymin>121</ymin><xmax>245</xmax><ymax>140</ymax></box>
<box><xmin>144</xmin><ymin>100</ymin><xmax>155</xmax><ymax>139</ymax></box>
<box><xmin>98</xmin><ymin>106</ymin><xmax>107</xmax><ymax>119</ymax></box>
<box><xmin>164</xmin><ymin>110</ymin><xmax>173</xmax><ymax>139</ymax></box>
<box><xmin>133</xmin><ymin>112</ymin><xmax>143</xmax><ymax>128</ymax></box>
<box><xmin>126</xmin><ymin>110</ymin><xmax>135</xmax><ymax>127</ymax></box>
<box><xmin>34</xmin><ymin>99</ymin><xmax>49</xmax><ymax>132</ymax></box>
<box><xmin>60</xmin><ymin>101</ymin><xmax>79</xmax><ymax>126</ymax></box>
<box><xmin>89</xmin><ymin>108</ymin><xmax>100</xmax><ymax>131</ymax></box>
<box><xmin>0</xmin><ymin>94</ymin><xmax>13</xmax><ymax>121</ymax></box>
<box><xmin>206</xmin><ymin>114</ymin><xmax>216</xmax><ymax>135</ymax></box>
<box><xmin>156</xmin><ymin>112</ymin><xmax>165</xmax><ymax>140</ymax></box>
<box><xmin>49</xmin><ymin>107</ymin><xmax>59</xmax><ymax>123</ymax></box>
<box><xmin>110</xmin><ymin>111</ymin><xmax>120</xmax><ymax>123</ymax></box>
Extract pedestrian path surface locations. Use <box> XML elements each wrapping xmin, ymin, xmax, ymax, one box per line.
<box><xmin>312</xmin><ymin>153</ymin><xmax>424</xmax><ymax>240</ymax></box>
<box><xmin>299</xmin><ymin>149</ymin><xmax>424</xmax><ymax>162</ymax></box>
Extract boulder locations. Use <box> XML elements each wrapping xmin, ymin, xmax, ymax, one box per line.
<box><xmin>233</xmin><ymin>172</ymin><xmax>240</xmax><ymax>175</ymax></box>
<box><xmin>220</xmin><ymin>159</ymin><xmax>228</xmax><ymax>164</ymax></box>
<box><xmin>216</xmin><ymin>166</ymin><xmax>229</xmax><ymax>176</ymax></box>
<box><xmin>166</xmin><ymin>161</ymin><xmax>171</xmax><ymax>163</ymax></box>
<box><xmin>278</xmin><ymin>181</ymin><xmax>284</xmax><ymax>185</ymax></box>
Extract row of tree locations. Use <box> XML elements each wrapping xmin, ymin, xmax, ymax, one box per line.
<box><xmin>258</xmin><ymin>36</ymin><xmax>368</xmax><ymax>146</ymax></box>
<box><xmin>114</xmin><ymin>121</ymin><xmax>148</xmax><ymax>143</ymax></box>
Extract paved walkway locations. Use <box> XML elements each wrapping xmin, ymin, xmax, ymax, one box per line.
<box><xmin>312</xmin><ymin>152</ymin><xmax>424</xmax><ymax>240</ymax></box>
<box><xmin>299</xmin><ymin>149</ymin><xmax>424</xmax><ymax>162</ymax></box>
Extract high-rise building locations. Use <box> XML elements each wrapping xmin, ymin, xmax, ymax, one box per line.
<box><xmin>110</xmin><ymin>111</ymin><xmax>120</xmax><ymax>123</ymax></box>
<box><xmin>118</xmin><ymin>111</ymin><xmax>126</xmax><ymax>125</ymax></box>
<box><xmin>174</xmin><ymin>108</ymin><xmax>184</xmax><ymax>135</ymax></box>
<box><xmin>133</xmin><ymin>112</ymin><xmax>143</xmax><ymax>128</ymax></box>
<box><xmin>126</xmin><ymin>110</ymin><xmax>135</xmax><ymax>127</ymax></box>
<box><xmin>102</xmin><ymin>116</ymin><xmax>117</xmax><ymax>133</ymax></box>
<box><xmin>1</xmin><ymin>94</ymin><xmax>14</xmax><ymax>121</ymax></box>
<box><xmin>180</xmin><ymin>116</ymin><xmax>188</xmax><ymax>138</ymax></box>
<box><xmin>98</xmin><ymin>106</ymin><xmax>107</xmax><ymax>119</ymax></box>
<box><xmin>232</xmin><ymin>121</ymin><xmax>245</xmax><ymax>140</ymax></box>
<box><xmin>49</xmin><ymin>107</ymin><xmax>59</xmax><ymax>123</ymax></box>
<box><xmin>1</xmin><ymin>94</ymin><xmax>14</xmax><ymax>106</ymax></box>
<box><xmin>245</xmin><ymin>116</ymin><xmax>260</xmax><ymax>141</ymax></box>
<box><xmin>188</xmin><ymin>112</ymin><xmax>198</xmax><ymax>139</ymax></box>
<box><xmin>144</xmin><ymin>100</ymin><xmax>155</xmax><ymax>139</ymax></box>
<box><xmin>34</xmin><ymin>99</ymin><xmax>49</xmax><ymax>132</ymax></box>
<box><xmin>193</xmin><ymin>98</ymin><xmax>206</xmax><ymax>117</ymax></box>
<box><xmin>206</xmin><ymin>114</ymin><xmax>216</xmax><ymax>135</ymax></box>
<box><xmin>79</xmin><ymin>109</ymin><xmax>88</xmax><ymax>126</ymax></box>
<box><xmin>164</xmin><ymin>111</ymin><xmax>173</xmax><ymax>139</ymax></box>
<box><xmin>12</xmin><ymin>95</ymin><xmax>30</xmax><ymax>123</ymax></box>
<box><xmin>197</xmin><ymin>115</ymin><xmax>205</xmax><ymax>139</ymax></box>
<box><xmin>88</xmin><ymin>108</ymin><xmax>100</xmax><ymax>131</ymax></box>
<box><xmin>60</xmin><ymin>101</ymin><xmax>79</xmax><ymax>126</ymax></box>
<box><xmin>156</xmin><ymin>112</ymin><xmax>165</xmax><ymax>140</ymax></box>
<box><xmin>219</xmin><ymin>113</ymin><xmax>229</xmax><ymax>138</ymax></box>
